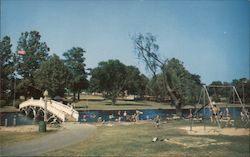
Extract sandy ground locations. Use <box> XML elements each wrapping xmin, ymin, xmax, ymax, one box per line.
<box><xmin>180</xmin><ymin>126</ymin><xmax>250</xmax><ymax>136</ymax></box>
<box><xmin>164</xmin><ymin>136</ymin><xmax>231</xmax><ymax>148</ymax></box>
<box><xmin>1</xmin><ymin>122</ymin><xmax>96</xmax><ymax>156</ymax></box>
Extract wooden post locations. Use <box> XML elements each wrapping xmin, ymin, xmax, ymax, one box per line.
<box><xmin>190</xmin><ymin>117</ymin><xmax>193</xmax><ymax>131</ymax></box>
<box><xmin>13</xmin><ymin>115</ymin><xmax>16</xmax><ymax>126</ymax></box>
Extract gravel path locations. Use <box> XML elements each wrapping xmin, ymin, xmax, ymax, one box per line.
<box><xmin>1</xmin><ymin>123</ymin><xmax>96</xmax><ymax>156</ymax></box>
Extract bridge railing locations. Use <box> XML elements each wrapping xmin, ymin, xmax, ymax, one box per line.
<box><xmin>19</xmin><ymin>99</ymin><xmax>66</xmax><ymax>122</ymax></box>
<box><xmin>47</xmin><ymin>103</ymin><xmax>66</xmax><ymax>122</ymax></box>
<box><xmin>50</xmin><ymin>100</ymin><xmax>79</xmax><ymax>121</ymax></box>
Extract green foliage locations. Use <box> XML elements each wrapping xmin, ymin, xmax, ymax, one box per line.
<box><xmin>63</xmin><ymin>47</ymin><xmax>88</xmax><ymax>100</ymax></box>
<box><xmin>90</xmin><ymin>60</ymin><xmax>147</xmax><ymax>104</ymax></box>
<box><xmin>0</xmin><ymin>100</ymin><xmax>7</xmax><ymax>107</ymax></box>
<box><xmin>132</xmin><ymin>33</ymin><xmax>201</xmax><ymax>114</ymax></box>
<box><xmin>16</xmin><ymin>31</ymin><xmax>49</xmax><ymax>78</ymax></box>
<box><xmin>90</xmin><ymin>60</ymin><xmax>127</xmax><ymax>104</ymax></box>
<box><xmin>132</xmin><ymin>33</ymin><xmax>160</xmax><ymax>76</ymax></box>
<box><xmin>0</xmin><ymin>36</ymin><xmax>14</xmax><ymax>100</ymax></box>
<box><xmin>34</xmin><ymin>54</ymin><xmax>70</xmax><ymax>97</ymax></box>
<box><xmin>16</xmin><ymin>31</ymin><xmax>50</xmax><ymax>98</ymax></box>
<box><xmin>231</xmin><ymin>78</ymin><xmax>249</xmax><ymax>104</ymax></box>
<box><xmin>125</xmin><ymin>66</ymin><xmax>148</xmax><ymax>96</ymax></box>
<box><xmin>164</xmin><ymin>58</ymin><xmax>201</xmax><ymax>105</ymax></box>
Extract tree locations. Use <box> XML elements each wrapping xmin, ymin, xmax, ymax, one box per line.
<box><xmin>0</xmin><ymin>36</ymin><xmax>14</xmax><ymax>101</ymax></box>
<box><xmin>16</xmin><ymin>31</ymin><xmax>50</xmax><ymax>98</ymax></box>
<box><xmin>132</xmin><ymin>33</ymin><xmax>201</xmax><ymax>115</ymax></box>
<box><xmin>90</xmin><ymin>60</ymin><xmax>128</xmax><ymax>105</ymax></box>
<box><xmin>231</xmin><ymin>78</ymin><xmax>249</xmax><ymax>104</ymax></box>
<box><xmin>164</xmin><ymin>58</ymin><xmax>201</xmax><ymax>105</ymax></box>
<box><xmin>63</xmin><ymin>47</ymin><xmax>88</xmax><ymax>100</ymax></box>
<box><xmin>34</xmin><ymin>54</ymin><xmax>71</xmax><ymax>97</ymax></box>
<box><xmin>125</xmin><ymin>66</ymin><xmax>148</xmax><ymax>96</ymax></box>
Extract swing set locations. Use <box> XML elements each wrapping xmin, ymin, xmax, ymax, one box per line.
<box><xmin>194</xmin><ymin>85</ymin><xmax>249</xmax><ymax>128</ymax></box>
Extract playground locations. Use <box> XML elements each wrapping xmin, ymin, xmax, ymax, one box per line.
<box><xmin>1</xmin><ymin>85</ymin><xmax>249</xmax><ymax>156</ymax></box>
<box><xmin>41</xmin><ymin>120</ymin><xmax>248</xmax><ymax>157</ymax></box>
<box><xmin>1</xmin><ymin>119</ymin><xmax>249</xmax><ymax>157</ymax></box>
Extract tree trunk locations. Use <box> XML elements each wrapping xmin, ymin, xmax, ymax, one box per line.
<box><xmin>175</xmin><ymin>102</ymin><xmax>182</xmax><ymax>116</ymax></box>
<box><xmin>111</xmin><ymin>98</ymin><xmax>116</xmax><ymax>105</ymax></box>
<box><xmin>73</xmin><ymin>92</ymin><xmax>76</xmax><ymax>101</ymax></box>
<box><xmin>162</xmin><ymin>68</ymin><xmax>182</xmax><ymax>116</ymax></box>
<box><xmin>77</xmin><ymin>91</ymin><xmax>80</xmax><ymax>100</ymax></box>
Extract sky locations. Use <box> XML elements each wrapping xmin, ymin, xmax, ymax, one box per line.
<box><xmin>1</xmin><ymin>0</ymin><xmax>249</xmax><ymax>84</ymax></box>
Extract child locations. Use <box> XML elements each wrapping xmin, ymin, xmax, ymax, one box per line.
<box><xmin>155</xmin><ymin>115</ymin><xmax>160</xmax><ymax>128</ymax></box>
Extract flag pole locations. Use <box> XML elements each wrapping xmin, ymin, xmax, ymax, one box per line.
<box><xmin>13</xmin><ymin>53</ymin><xmax>16</xmax><ymax>107</ymax></box>
<box><xmin>13</xmin><ymin>49</ymin><xmax>26</xmax><ymax>107</ymax></box>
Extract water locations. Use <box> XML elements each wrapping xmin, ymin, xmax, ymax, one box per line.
<box><xmin>78</xmin><ymin>109</ymin><xmax>178</xmax><ymax>122</ymax></box>
<box><xmin>0</xmin><ymin>112</ymin><xmax>37</xmax><ymax>126</ymax></box>
<box><xmin>1</xmin><ymin>107</ymin><xmax>248</xmax><ymax>125</ymax></box>
<box><xmin>197</xmin><ymin>107</ymin><xmax>242</xmax><ymax>118</ymax></box>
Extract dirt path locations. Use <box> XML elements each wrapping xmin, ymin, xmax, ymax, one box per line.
<box><xmin>1</xmin><ymin>123</ymin><xmax>96</xmax><ymax>156</ymax></box>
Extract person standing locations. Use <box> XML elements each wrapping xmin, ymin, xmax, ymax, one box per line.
<box><xmin>123</xmin><ymin>111</ymin><xmax>127</xmax><ymax>121</ymax></box>
<box><xmin>154</xmin><ymin>115</ymin><xmax>160</xmax><ymax>128</ymax></box>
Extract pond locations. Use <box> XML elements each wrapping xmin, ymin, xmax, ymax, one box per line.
<box><xmin>0</xmin><ymin>107</ymin><xmax>248</xmax><ymax>126</ymax></box>
<box><xmin>78</xmin><ymin>107</ymin><xmax>247</xmax><ymax>122</ymax></box>
<box><xmin>0</xmin><ymin>112</ymin><xmax>38</xmax><ymax>126</ymax></box>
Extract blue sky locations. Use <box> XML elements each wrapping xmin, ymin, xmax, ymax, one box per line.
<box><xmin>1</xmin><ymin>0</ymin><xmax>249</xmax><ymax>84</ymax></box>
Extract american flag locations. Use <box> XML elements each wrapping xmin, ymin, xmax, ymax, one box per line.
<box><xmin>17</xmin><ymin>50</ymin><xmax>26</xmax><ymax>55</ymax></box>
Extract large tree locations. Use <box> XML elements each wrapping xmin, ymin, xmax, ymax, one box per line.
<box><xmin>16</xmin><ymin>31</ymin><xmax>50</xmax><ymax>98</ymax></box>
<box><xmin>0</xmin><ymin>36</ymin><xmax>14</xmax><ymax>100</ymax></box>
<box><xmin>164</xmin><ymin>58</ymin><xmax>201</xmax><ymax>105</ymax></box>
<box><xmin>63</xmin><ymin>47</ymin><xmax>88</xmax><ymax>100</ymax></box>
<box><xmin>132</xmin><ymin>33</ymin><xmax>201</xmax><ymax>115</ymax></box>
<box><xmin>90</xmin><ymin>60</ymin><xmax>147</xmax><ymax>104</ymax></box>
<box><xmin>34</xmin><ymin>54</ymin><xmax>71</xmax><ymax>97</ymax></box>
<box><xmin>90</xmin><ymin>60</ymin><xmax>128</xmax><ymax>105</ymax></box>
<box><xmin>125</xmin><ymin>66</ymin><xmax>148</xmax><ymax>96</ymax></box>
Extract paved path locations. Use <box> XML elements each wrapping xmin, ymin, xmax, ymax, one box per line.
<box><xmin>1</xmin><ymin>123</ymin><xmax>96</xmax><ymax>156</ymax></box>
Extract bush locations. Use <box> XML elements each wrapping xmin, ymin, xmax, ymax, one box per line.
<box><xmin>0</xmin><ymin>100</ymin><xmax>7</xmax><ymax>108</ymax></box>
<box><xmin>13</xmin><ymin>99</ymin><xmax>23</xmax><ymax>108</ymax></box>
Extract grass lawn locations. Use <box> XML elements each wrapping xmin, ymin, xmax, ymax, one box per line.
<box><xmin>43</xmin><ymin>121</ymin><xmax>250</xmax><ymax>157</ymax></box>
<box><xmin>0</xmin><ymin>106</ymin><xmax>19</xmax><ymax>112</ymax></box>
<box><xmin>74</xmin><ymin>95</ymin><xmax>249</xmax><ymax>111</ymax></box>
<box><xmin>75</xmin><ymin>99</ymin><xmax>178</xmax><ymax>110</ymax></box>
<box><xmin>0</xmin><ymin>131</ymin><xmax>46</xmax><ymax>147</ymax></box>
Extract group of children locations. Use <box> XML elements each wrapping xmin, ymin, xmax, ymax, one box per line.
<box><xmin>210</xmin><ymin>102</ymin><xmax>250</xmax><ymax>127</ymax></box>
<box><xmin>210</xmin><ymin>103</ymin><xmax>233</xmax><ymax>126</ymax></box>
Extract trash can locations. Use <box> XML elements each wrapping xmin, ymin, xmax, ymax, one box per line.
<box><xmin>39</xmin><ymin>121</ymin><xmax>46</xmax><ymax>132</ymax></box>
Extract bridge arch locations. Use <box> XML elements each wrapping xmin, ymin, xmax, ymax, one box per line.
<box><xmin>19</xmin><ymin>98</ymin><xmax>79</xmax><ymax>123</ymax></box>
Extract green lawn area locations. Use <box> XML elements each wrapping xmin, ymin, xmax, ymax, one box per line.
<box><xmin>43</xmin><ymin>121</ymin><xmax>250</xmax><ymax>157</ymax></box>
<box><xmin>0</xmin><ymin>131</ymin><xmax>47</xmax><ymax>147</ymax></box>
<box><xmin>75</xmin><ymin>99</ymin><xmax>178</xmax><ymax>110</ymax></box>
<box><xmin>74</xmin><ymin>94</ymin><xmax>175</xmax><ymax>110</ymax></box>
<box><xmin>74</xmin><ymin>94</ymin><xmax>249</xmax><ymax>111</ymax></box>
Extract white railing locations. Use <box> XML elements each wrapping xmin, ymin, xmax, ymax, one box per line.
<box><xmin>19</xmin><ymin>99</ymin><xmax>66</xmax><ymax>122</ymax></box>
<box><xmin>50</xmin><ymin>100</ymin><xmax>79</xmax><ymax>121</ymax></box>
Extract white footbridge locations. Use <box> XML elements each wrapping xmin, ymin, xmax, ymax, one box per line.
<box><xmin>19</xmin><ymin>98</ymin><xmax>79</xmax><ymax>123</ymax></box>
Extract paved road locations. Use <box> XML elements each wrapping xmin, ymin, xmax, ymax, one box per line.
<box><xmin>1</xmin><ymin>123</ymin><xmax>96</xmax><ymax>156</ymax></box>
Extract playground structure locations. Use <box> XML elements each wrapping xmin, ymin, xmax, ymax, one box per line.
<box><xmin>194</xmin><ymin>85</ymin><xmax>249</xmax><ymax>128</ymax></box>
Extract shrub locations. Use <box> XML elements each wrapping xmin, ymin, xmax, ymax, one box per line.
<box><xmin>0</xmin><ymin>100</ymin><xmax>7</xmax><ymax>107</ymax></box>
<box><xmin>13</xmin><ymin>99</ymin><xmax>22</xmax><ymax>108</ymax></box>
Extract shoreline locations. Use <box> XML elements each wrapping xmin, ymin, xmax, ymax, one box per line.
<box><xmin>1</xmin><ymin>104</ymin><xmax>249</xmax><ymax>113</ymax></box>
